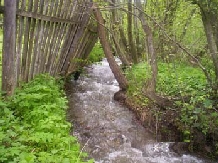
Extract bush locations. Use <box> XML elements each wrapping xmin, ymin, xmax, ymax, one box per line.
<box><xmin>0</xmin><ymin>74</ymin><xmax>94</xmax><ymax>163</ymax></box>
<box><xmin>126</xmin><ymin>62</ymin><xmax>218</xmax><ymax>136</ymax></box>
<box><xmin>125</xmin><ymin>62</ymin><xmax>150</xmax><ymax>106</ymax></box>
<box><xmin>88</xmin><ymin>42</ymin><xmax>104</xmax><ymax>63</ymax></box>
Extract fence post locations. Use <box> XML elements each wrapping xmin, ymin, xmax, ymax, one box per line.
<box><xmin>2</xmin><ymin>0</ymin><xmax>17</xmax><ymax>95</ymax></box>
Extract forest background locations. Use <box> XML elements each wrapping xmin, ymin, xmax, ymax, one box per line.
<box><xmin>0</xmin><ymin>0</ymin><xmax>218</xmax><ymax>162</ymax></box>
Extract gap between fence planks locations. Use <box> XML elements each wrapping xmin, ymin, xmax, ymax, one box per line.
<box><xmin>2</xmin><ymin>0</ymin><xmax>97</xmax><ymax>95</ymax></box>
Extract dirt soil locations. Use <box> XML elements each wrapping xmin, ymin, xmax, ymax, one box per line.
<box><xmin>114</xmin><ymin>91</ymin><xmax>218</xmax><ymax>161</ymax></box>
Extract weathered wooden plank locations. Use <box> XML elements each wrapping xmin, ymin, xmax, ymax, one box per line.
<box><xmin>82</xmin><ymin>34</ymin><xmax>98</xmax><ymax>60</ymax></box>
<box><xmin>73</xmin><ymin>30</ymin><xmax>92</xmax><ymax>62</ymax></box>
<box><xmin>45</xmin><ymin>0</ymin><xmax>65</xmax><ymax>73</ymax></box>
<box><xmin>50</xmin><ymin>24</ymin><xmax>68</xmax><ymax>75</ymax></box>
<box><xmin>45</xmin><ymin>24</ymin><xmax>58</xmax><ymax>72</ymax></box>
<box><xmin>79</xmin><ymin>31</ymin><xmax>98</xmax><ymax>61</ymax></box>
<box><xmin>42</xmin><ymin>0</ymin><xmax>57</xmax><ymax>73</ymax></box>
<box><xmin>68</xmin><ymin>33</ymin><xmax>90</xmax><ymax>72</ymax></box>
<box><xmin>67</xmin><ymin>31</ymin><xmax>96</xmax><ymax>75</ymax></box>
<box><xmin>57</xmin><ymin>8</ymin><xmax>85</xmax><ymax>73</ymax></box>
<box><xmin>34</xmin><ymin>0</ymin><xmax>45</xmax><ymax>75</ymax></box>
<box><xmin>16</xmin><ymin>16</ymin><xmax>22</xmax><ymax>84</ymax></box>
<box><xmin>3</xmin><ymin>0</ymin><xmax>95</xmax><ymax>93</ymax></box>
<box><xmin>2</xmin><ymin>0</ymin><xmax>16</xmax><ymax>95</ymax></box>
<box><xmin>29</xmin><ymin>0</ymin><xmax>40</xmax><ymax>79</ymax></box>
<box><xmin>38</xmin><ymin>0</ymin><xmax>52</xmax><ymax>73</ymax></box>
<box><xmin>67</xmin><ymin>33</ymin><xmax>98</xmax><ymax>75</ymax></box>
<box><xmin>16</xmin><ymin>0</ymin><xmax>27</xmax><ymax>84</ymax></box>
<box><xmin>55</xmin><ymin>0</ymin><xmax>81</xmax><ymax>74</ymax></box>
<box><xmin>46</xmin><ymin>0</ymin><xmax>63</xmax><ymax>75</ymax></box>
<box><xmin>24</xmin><ymin>0</ymin><xmax>34</xmax><ymax>82</ymax></box>
<box><xmin>44</xmin><ymin>0</ymin><xmax>60</xmax><ymax>71</ymax></box>
<box><xmin>49</xmin><ymin>0</ymin><xmax>74</xmax><ymax>75</ymax></box>
<box><xmin>80</xmin><ymin>33</ymin><xmax>94</xmax><ymax>59</ymax></box>
<box><xmin>50</xmin><ymin>1</ymin><xmax>75</xmax><ymax>76</ymax></box>
<box><xmin>61</xmin><ymin>3</ymin><xmax>92</xmax><ymax>74</ymax></box>
<box><xmin>16</xmin><ymin>10</ymin><xmax>80</xmax><ymax>25</ymax></box>
<box><xmin>21</xmin><ymin>1</ymin><xmax>31</xmax><ymax>81</ymax></box>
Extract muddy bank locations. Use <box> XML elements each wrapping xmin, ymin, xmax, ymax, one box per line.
<box><xmin>120</xmin><ymin>91</ymin><xmax>218</xmax><ymax>161</ymax></box>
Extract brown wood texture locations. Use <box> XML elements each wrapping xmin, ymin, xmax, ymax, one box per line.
<box><xmin>67</xmin><ymin>30</ymin><xmax>98</xmax><ymax>75</ymax></box>
<box><xmin>2</xmin><ymin>0</ymin><xmax>96</xmax><ymax>95</ymax></box>
<box><xmin>93</xmin><ymin>4</ymin><xmax>129</xmax><ymax>91</ymax></box>
<box><xmin>2</xmin><ymin>0</ymin><xmax>17</xmax><ymax>95</ymax></box>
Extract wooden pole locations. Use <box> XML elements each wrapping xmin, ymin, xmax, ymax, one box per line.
<box><xmin>2</xmin><ymin>0</ymin><xmax>17</xmax><ymax>95</ymax></box>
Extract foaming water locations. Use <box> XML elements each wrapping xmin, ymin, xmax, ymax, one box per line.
<box><xmin>66</xmin><ymin>58</ymin><xmax>214</xmax><ymax>163</ymax></box>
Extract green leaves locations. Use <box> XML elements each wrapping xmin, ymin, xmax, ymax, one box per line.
<box><xmin>88</xmin><ymin>43</ymin><xmax>104</xmax><ymax>63</ymax></box>
<box><xmin>0</xmin><ymin>74</ymin><xmax>93</xmax><ymax>163</ymax></box>
<box><xmin>126</xmin><ymin>60</ymin><xmax>218</xmax><ymax>144</ymax></box>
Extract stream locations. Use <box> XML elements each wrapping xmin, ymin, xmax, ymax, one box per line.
<box><xmin>66</xmin><ymin>59</ymin><xmax>214</xmax><ymax>163</ymax></box>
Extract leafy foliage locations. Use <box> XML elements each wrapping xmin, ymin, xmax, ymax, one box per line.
<box><xmin>0</xmin><ymin>74</ymin><xmax>94</xmax><ymax>163</ymax></box>
<box><xmin>125</xmin><ymin>62</ymin><xmax>150</xmax><ymax>106</ymax></box>
<box><xmin>126</xmin><ymin>62</ymin><xmax>218</xmax><ymax>138</ymax></box>
<box><xmin>88</xmin><ymin>42</ymin><xmax>104</xmax><ymax>63</ymax></box>
<box><xmin>157</xmin><ymin>62</ymin><xmax>207</xmax><ymax>96</ymax></box>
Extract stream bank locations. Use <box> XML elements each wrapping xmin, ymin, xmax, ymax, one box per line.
<box><xmin>123</xmin><ymin>80</ymin><xmax>218</xmax><ymax>161</ymax></box>
<box><xmin>65</xmin><ymin>59</ymin><xmax>214</xmax><ymax>163</ymax></box>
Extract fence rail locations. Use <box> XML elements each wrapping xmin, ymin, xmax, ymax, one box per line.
<box><xmin>1</xmin><ymin>0</ymin><xmax>98</xmax><ymax>95</ymax></box>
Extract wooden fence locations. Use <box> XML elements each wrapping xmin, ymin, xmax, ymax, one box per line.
<box><xmin>1</xmin><ymin>0</ymin><xmax>98</xmax><ymax>95</ymax></box>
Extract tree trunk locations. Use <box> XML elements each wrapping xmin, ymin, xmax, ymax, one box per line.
<box><xmin>201</xmin><ymin>9</ymin><xmax>218</xmax><ymax>90</ymax></box>
<box><xmin>111</xmin><ymin>32</ymin><xmax>131</xmax><ymax>66</ymax></box>
<box><xmin>110</xmin><ymin>0</ymin><xmax>130</xmax><ymax>66</ymax></box>
<box><xmin>92</xmin><ymin>4</ymin><xmax>128</xmax><ymax>91</ymax></box>
<box><xmin>134</xmin><ymin>0</ymin><xmax>142</xmax><ymax>58</ymax></box>
<box><xmin>119</xmin><ymin>26</ymin><xmax>128</xmax><ymax>48</ymax></box>
<box><xmin>127</xmin><ymin>0</ymin><xmax>138</xmax><ymax>63</ymax></box>
<box><xmin>2</xmin><ymin>0</ymin><xmax>17</xmax><ymax>95</ymax></box>
<box><xmin>135</xmin><ymin>1</ymin><xmax>173</xmax><ymax>107</ymax></box>
<box><xmin>136</xmin><ymin>1</ymin><xmax>157</xmax><ymax>93</ymax></box>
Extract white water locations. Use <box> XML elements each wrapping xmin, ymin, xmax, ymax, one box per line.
<box><xmin>66</xmin><ymin>59</ymin><xmax>213</xmax><ymax>163</ymax></box>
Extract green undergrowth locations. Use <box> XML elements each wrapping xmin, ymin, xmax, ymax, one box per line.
<box><xmin>126</xmin><ymin>62</ymin><xmax>207</xmax><ymax>97</ymax></box>
<box><xmin>126</xmin><ymin>61</ymin><xmax>218</xmax><ymax>143</ymax></box>
<box><xmin>0</xmin><ymin>74</ymin><xmax>94</xmax><ymax>163</ymax></box>
<box><xmin>88</xmin><ymin>42</ymin><xmax>104</xmax><ymax>63</ymax></box>
<box><xmin>125</xmin><ymin>62</ymin><xmax>150</xmax><ymax>106</ymax></box>
<box><xmin>157</xmin><ymin>62</ymin><xmax>207</xmax><ymax>96</ymax></box>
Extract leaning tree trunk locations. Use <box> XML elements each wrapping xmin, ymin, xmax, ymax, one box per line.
<box><xmin>92</xmin><ymin>4</ymin><xmax>128</xmax><ymax>91</ymax></box>
<box><xmin>110</xmin><ymin>0</ymin><xmax>130</xmax><ymax>66</ymax></box>
<box><xmin>135</xmin><ymin>1</ymin><xmax>173</xmax><ymax>107</ymax></box>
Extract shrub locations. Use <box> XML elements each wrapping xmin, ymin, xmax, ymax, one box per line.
<box><xmin>126</xmin><ymin>62</ymin><xmax>218</xmax><ymax>137</ymax></box>
<box><xmin>0</xmin><ymin>74</ymin><xmax>94</xmax><ymax>163</ymax></box>
<box><xmin>88</xmin><ymin>42</ymin><xmax>104</xmax><ymax>63</ymax></box>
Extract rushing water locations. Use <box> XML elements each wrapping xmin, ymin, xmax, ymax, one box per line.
<box><xmin>66</xmin><ymin>59</ymin><xmax>214</xmax><ymax>163</ymax></box>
